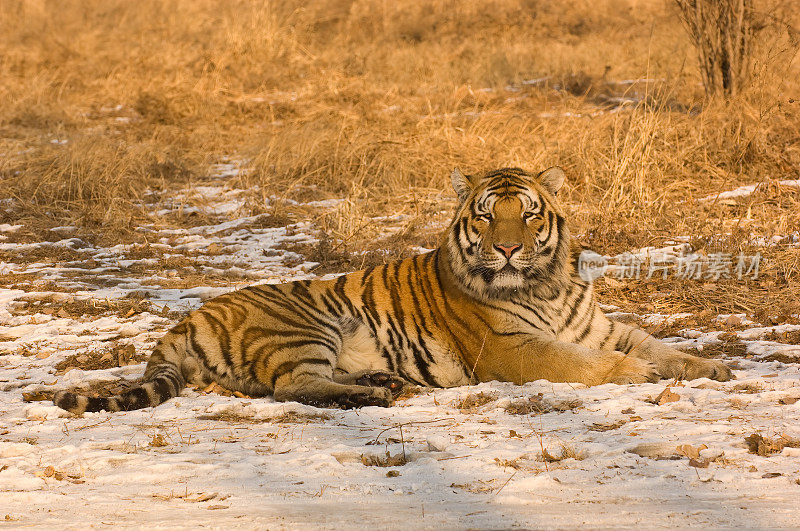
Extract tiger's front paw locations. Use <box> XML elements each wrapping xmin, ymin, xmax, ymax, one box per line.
<box><xmin>659</xmin><ymin>356</ymin><xmax>733</xmax><ymax>382</ymax></box>
<box><xmin>337</xmin><ymin>387</ymin><xmax>393</xmax><ymax>409</ymax></box>
<box><xmin>603</xmin><ymin>353</ymin><xmax>660</xmax><ymax>385</ymax></box>
<box><xmin>354</xmin><ymin>371</ymin><xmax>408</xmax><ymax>397</ymax></box>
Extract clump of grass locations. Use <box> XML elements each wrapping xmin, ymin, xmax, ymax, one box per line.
<box><xmin>456</xmin><ymin>391</ymin><xmax>499</xmax><ymax>412</ymax></box>
<box><xmin>744</xmin><ymin>433</ymin><xmax>800</xmax><ymax>456</ymax></box>
<box><xmin>504</xmin><ymin>394</ymin><xmax>583</xmax><ymax>415</ymax></box>
<box><xmin>541</xmin><ymin>444</ymin><xmax>586</xmax><ymax>462</ymax></box>
<box><xmin>361</xmin><ymin>451</ymin><xmax>408</xmax><ymax>467</ymax></box>
<box><xmin>0</xmin><ymin>135</ymin><xmax>200</xmax><ymax>230</ymax></box>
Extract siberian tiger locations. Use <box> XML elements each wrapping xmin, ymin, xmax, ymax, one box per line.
<box><xmin>53</xmin><ymin>166</ymin><xmax>731</xmax><ymax>414</ymax></box>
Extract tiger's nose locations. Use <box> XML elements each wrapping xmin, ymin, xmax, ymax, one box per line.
<box><xmin>494</xmin><ymin>243</ymin><xmax>522</xmax><ymax>258</ymax></box>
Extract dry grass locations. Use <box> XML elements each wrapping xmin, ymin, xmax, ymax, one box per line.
<box><xmin>674</xmin><ymin>0</ymin><xmax>800</xmax><ymax>97</ymax></box>
<box><xmin>196</xmin><ymin>411</ymin><xmax>332</xmax><ymax>423</ymax></box>
<box><xmin>54</xmin><ymin>346</ymin><xmax>149</xmax><ymax>375</ymax></box>
<box><xmin>1</xmin><ymin>0</ymin><xmax>799</xmax><ymax>318</ymax></box>
<box><xmin>504</xmin><ymin>394</ymin><xmax>583</xmax><ymax>415</ymax></box>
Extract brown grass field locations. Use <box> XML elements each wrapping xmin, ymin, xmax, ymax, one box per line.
<box><xmin>1</xmin><ymin>0</ymin><xmax>799</xmax><ymax>323</ymax></box>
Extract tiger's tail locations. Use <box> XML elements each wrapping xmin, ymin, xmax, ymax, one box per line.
<box><xmin>53</xmin><ymin>325</ymin><xmax>190</xmax><ymax>415</ymax></box>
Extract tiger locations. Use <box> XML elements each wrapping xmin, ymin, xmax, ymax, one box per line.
<box><xmin>53</xmin><ymin>166</ymin><xmax>731</xmax><ymax>414</ymax></box>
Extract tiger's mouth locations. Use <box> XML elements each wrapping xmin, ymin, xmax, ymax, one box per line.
<box><xmin>497</xmin><ymin>263</ymin><xmax>519</xmax><ymax>275</ymax></box>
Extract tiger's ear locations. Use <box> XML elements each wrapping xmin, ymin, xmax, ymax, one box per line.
<box><xmin>451</xmin><ymin>168</ymin><xmax>474</xmax><ymax>203</ymax></box>
<box><xmin>538</xmin><ymin>166</ymin><xmax>566</xmax><ymax>196</ymax></box>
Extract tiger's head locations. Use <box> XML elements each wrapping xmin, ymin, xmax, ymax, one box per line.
<box><xmin>444</xmin><ymin>166</ymin><xmax>571</xmax><ymax>299</ymax></box>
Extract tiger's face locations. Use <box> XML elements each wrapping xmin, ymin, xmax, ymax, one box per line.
<box><xmin>445</xmin><ymin>166</ymin><xmax>570</xmax><ymax>298</ymax></box>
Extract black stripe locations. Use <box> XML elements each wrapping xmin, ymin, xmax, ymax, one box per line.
<box><xmin>561</xmin><ymin>285</ymin><xmax>588</xmax><ymax>331</ymax></box>
<box><xmin>602</xmin><ymin>321</ymin><xmax>617</xmax><ymax>349</ymax></box>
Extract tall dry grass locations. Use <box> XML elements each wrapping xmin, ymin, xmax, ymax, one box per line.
<box><xmin>0</xmin><ymin>0</ymin><xmax>798</xmax><ymax>245</ymax></box>
<box><xmin>674</xmin><ymin>0</ymin><xmax>800</xmax><ymax>97</ymax></box>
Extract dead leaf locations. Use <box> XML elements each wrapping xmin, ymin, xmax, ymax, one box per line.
<box><xmin>762</xmin><ymin>472</ymin><xmax>782</xmax><ymax>478</ymax></box>
<box><xmin>541</xmin><ymin>449</ymin><xmax>560</xmax><ymax>463</ymax></box>
<box><xmin>589</xmin><ymin>420</ymin><xmax>627</xmax><ymax>432</ymax></box>
<box><xmin>150</xmin><ymin>434</ymin><xmax>168</xmax><ymax>447</ymax></box>
<box><xmin>779</xmin><ymin>397</ymin><xmax>798</xmax><ymax>405</ymax></box>
<box><xmin>676</xmin><ymin>444</ymin><xmax>708</xmax><ymax>460</ymax></box>
<box><xmin>36</xmin><ymin>466</ymin><xmax>63</xmax><ymax>480</ymax></box>
<box><xmin>688</xmin><ymin>458</ymin><xmax>710</xmax><ymax>468</ymax></box>
<box><xmin>22</xmin><ymin>391</ymin><xmax>53</xmax><ymax>402</ymax></box>
<box><xmin>56</xmin><ymin>308</ymin><xmax>70</xmax><ymax>319</ymax></box>
<box><xmin>651</xmin><ymin>386</ymin><xmax>680</xmax><ymax>405</ymax></box>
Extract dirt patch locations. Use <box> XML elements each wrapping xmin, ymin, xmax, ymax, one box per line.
<box><xmin>54</xmin><ymin>346</ymin><xmax>148</xmax><ymax>375</ymax></box>
<box><xmin>504</xmin><ymin>394</ymin><xmax>583</xmax><ymax>415</ymax></box>
<box><xmin>762</xmin><ymin>330</ymin><xmax>800</xmax><ymax>345</ymax></box>
<box><xmin>15</xmin><ymin>296</ymin><xmax>165</xmax><ymax>319</ymax></box>
<box><xmin>0</xmin><ymin>245</ymin><xmax>90</xmax><ymax>265</ymax></box>
<box><xmin>196</xmin><ymin>411</ymin><xmax>332</xmax><ymax>424</ymax></box>
<box><xmin>143</xmin><ymin>273</ymin><xmax>249</xmax><ymax>291</ymax></box>
<box><xmin>0</xmin><ymin>273</ymin><xmax>58</xmax><ymax>291</ymax></box>
<box><xmin>760</xmin><ymin>353</ymin><xmax>800</xmax><ymax>364</ymax></box>
<box><xmin>733</xmin><ymin>382</ymin><xmax>764</xmax><ymax>394</ymax></box>
<box><xmin>456</xmin><ymin>391</ymin><xmax>499</xmax><ymax>412</ymax></box>
<box><xmin>589</xmin><ymin>419</ymin><xmax>628</xmax><ymax>432</ymax></box>
<box><xmin>683</xmin><ymin>334</ymin><xmax>749</xmax><ymax>359</ymax></box>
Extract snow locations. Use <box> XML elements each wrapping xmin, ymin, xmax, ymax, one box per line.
<box><xmin>1</xmin><ymin>181</ymin><xmax>799</xmax><ymax>527</ymax></box>
<box><xmin>699</xmin><ymin>179</ymin><xmax>800</xmax><ymax>202</ymax></box>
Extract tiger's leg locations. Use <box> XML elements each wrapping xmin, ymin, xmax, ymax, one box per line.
<box><xmin>469</xmin><ymin>335</ymin><xmax>660</xmax><ymax>386</ymax></box>
<box><xmin>271</xmin><ymin>352</ymin><xmax>393</xmax><ymax>408</ymax></box>
<box><xmin>609</xmin><ymin>322</ymin><xmax>732</xmax><ymax>381</ymax></box>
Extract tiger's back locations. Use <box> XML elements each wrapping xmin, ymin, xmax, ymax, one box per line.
<box><xmin>55</xmin><ymin>251</ymin><xmax>477</xmax><ymax>413</ymax></box>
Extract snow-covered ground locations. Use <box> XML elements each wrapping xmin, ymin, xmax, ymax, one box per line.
<box><xmin>1</xmin><ymin>181</ymin><xmax>799</xmax><ymax>528</ymax></box>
